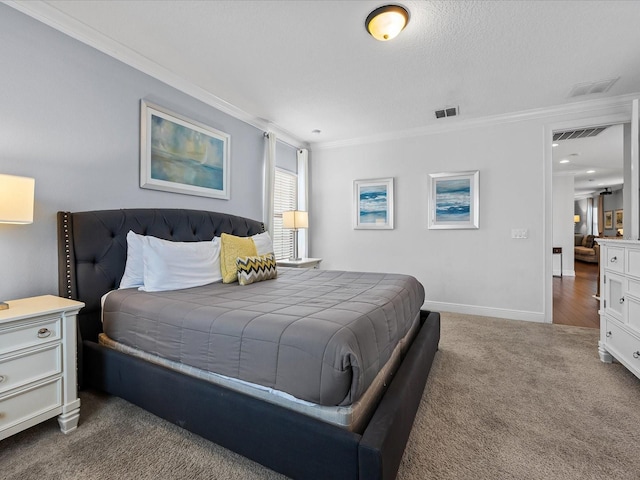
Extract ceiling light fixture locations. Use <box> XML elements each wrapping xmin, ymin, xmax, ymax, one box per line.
<box><xmin>365</xmin><ymin>5</ymin><xmax>410</xmax><ymax>41</ymax></box>
<box><xmin>552</xmin><ymin>143</ymin><xmax>559</xmax><ymax>147</ymax></box>
<box><xmin>586</xmin><ymin>170</ymin><xmax>596</xmax><ymax>174</ymax></box>
<box><xmin>559</xmin><ymin>159</ymin><xmax>570</xmax><ymax>164</ymax></box>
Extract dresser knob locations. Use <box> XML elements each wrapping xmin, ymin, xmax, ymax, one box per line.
<box><xmin>37</xmin><ymin>328</ymin><xmax>52</xmax><ymax>338</ymax></box>
<box><xmin>620</xmin><ymin>297</ymin><xmax>625</xmax><ymax>304</ymax></box>
<box><xmin>634</xmin><ymin>351</ymin><xmax>640</xmax><ymax>359</ymax></box>
<box><xmin>611</xmin><ymin>256</ymin><xmax>618</xmax><ymax>263</ymax></box>
<box><xmin>606</xmin><ymin>331</ymin><xmax>612</xmax><ymax>337</ymax></box>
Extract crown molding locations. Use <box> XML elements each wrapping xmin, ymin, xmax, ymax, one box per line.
<box><xmin>4</xmin><ymin>0</ymin><xmax>307</xmax><ymax>150</ymax></box>
<box><xmin>314</xmin><ymin>93</ymin><xmax>640</xmax><ymax>150</ymax></box>
<box><xmin>6</xmin><ymin>1</ymin><xmax>637</xmax><ymax>152</ymax></box>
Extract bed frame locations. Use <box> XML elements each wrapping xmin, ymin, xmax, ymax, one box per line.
<box><xmin>57</xmin><ymin>208</ymin><xmax>440</xmax><ymax>480</ymax></box>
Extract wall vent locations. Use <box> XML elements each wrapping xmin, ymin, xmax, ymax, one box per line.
<box><xmin>553</xmin><ymin>126</ymin><xmax>608</xmax><ymax>141</ymax></box>
<box><xmin>568</xmin><ymin>78</ymin><xmax>619</xmax><ymax>98</ymax></box>
<box><xmin>435</xmin><ymin>106</ymin><xmax>458</xmax><ymax>119</ymax></box>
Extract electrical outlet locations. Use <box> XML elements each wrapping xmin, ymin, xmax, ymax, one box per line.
<box><xmin>511</xmin><ymin>228</ymin><xmax>529</xmax><ymax>239</ymax></box>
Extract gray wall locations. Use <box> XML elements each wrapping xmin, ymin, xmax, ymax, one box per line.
<box><xmin>0</xmin><ymin>4</ymin><xmax>267</xmax><ymax>300</ymax></box>
<box><xmin>276</xmin><ymin>142</ymin><xmax>297</xmax><ymax>173</ymax></box>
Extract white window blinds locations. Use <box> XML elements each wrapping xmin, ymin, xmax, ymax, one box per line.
<box><xmin>273</xmin><ymin>168</ymin><xmax>297</xmax><ymax>260</ymax></box>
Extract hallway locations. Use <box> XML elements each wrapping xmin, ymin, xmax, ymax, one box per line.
<box><xmin>553</xmin><ymin>260</ymin><xmax>600</xmax><ymax>329</ymax></box>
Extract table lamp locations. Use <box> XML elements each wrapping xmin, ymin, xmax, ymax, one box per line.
<box><xmin>0</xmin><ymin>173</ymin><xmax>35</xmax><ymax>309</ymax></box>
<box><xmin>282</xmin><ymin>210</ymin><xmax>308</xmax><ymax>261</ymax></box>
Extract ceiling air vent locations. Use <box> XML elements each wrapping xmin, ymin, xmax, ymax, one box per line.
<box><xmin>435</xmin><ymin>106</ymin><xmax>458</xmax><ymax>119</ymax></box>
<box><xmin>568</xmin><ymin>78</ymin><xmax>619</xmax><ymax>98</ymax></box>
<box><xmin>553</xmin><ymin>126</ymin><xmax>608</xmax><ymax>141</ymax></box>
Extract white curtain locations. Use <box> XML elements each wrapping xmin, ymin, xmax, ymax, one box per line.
<box><xmin>297</xmin><ymin>148</ymin><xmax>309</xmax><ymax>258</ymax></box>
<box><xmin>263</xmin><ymin>132</ymin><xmax>277</xmax><ymax>236</ymax></box>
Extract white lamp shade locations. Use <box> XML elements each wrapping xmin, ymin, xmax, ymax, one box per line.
<box><xmin>0</xmin><ymin>174</ymin><xmax>35</xmax><ymax>224</ymax></box>
<box><xmin>282</xmin><ymin>210</ymin><xmax>308</xmax><ymax>229</ymax></box>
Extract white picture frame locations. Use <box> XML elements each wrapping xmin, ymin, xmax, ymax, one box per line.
<box><xmin>354</xmin><ymin>177</ymin><xmax>394</xmax><ymax>230</ymax></box>
<box><xmin>140</xmin><ymin>100</ymin><xmax>230</xmax><ymax>199</ymax></box>
<box><xmin>428</xmin><ymin>170</ymin><xmax>479</xmax><ymax>229</ymax></box>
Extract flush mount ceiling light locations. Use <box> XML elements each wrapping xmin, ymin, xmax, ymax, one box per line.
<box><xmin>365</xmin><ymin>4</ymin><xmax>410</xmax><ymax>41</ymax></box>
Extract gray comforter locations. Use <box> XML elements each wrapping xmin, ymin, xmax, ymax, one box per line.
<box><xmin>102</xmin><ymin>268</ymin><xmax>425</xmax><ymax>406</ymax></box>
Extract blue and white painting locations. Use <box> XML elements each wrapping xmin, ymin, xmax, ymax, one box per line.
<box><xmin>150</xmin><ymin>114</ymin><xmax>225</xmax><ymax>191</ymax></box>
<box><xmin>355</xmin><ymin>178</ymin><xmax>394</xmax><ymax>229</ymax></box>
<box><xmin>435</xmin><ymin>178</ymin><xmax>471</xmax><ymax>222</ymax></box>
<box><xmin>429</xmin><ymin>171</ymin><xmax>479</xmax><ymax>229</ymax></box>
<box><xmin>359</xmin><ymin>185</ymin><xmax>388</xmax><ymax>224</ymax></box>
<box><xmin>141</xmin><ymin>101</ymin><xmax>229</xmax><ymax>199</ymax></box>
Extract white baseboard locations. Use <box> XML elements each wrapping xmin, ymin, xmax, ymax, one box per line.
<box><xmin>422</xmin><ymin>301</ymin><xmax>547</xmax><ymax>323</ymax></box>
<box><xmin>553</xmin><ymin>269</ymin><xmax>576</xmax><ymax>277</ymax></box>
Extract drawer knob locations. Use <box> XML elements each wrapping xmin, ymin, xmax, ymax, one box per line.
<box><xmin>606</xmin><ymin>331</ymin><xmax>612</xmax><ymax>337</ymax></box>
<box><xmin>611</xmin><ymin>256</ymin><xmax>618</xmax><ymax>263</ymax></box>
<box><xmin>620</xmin><ymin>297</ymin><xmax>625</xmax><ymax>304</ymax></box>
<box><xmin>634</xmin><ymin>351</ymin><xmax>640</xmax><ymax>359</ymax></box>
<box><xmin>37</xmin><ymin>328</ymin><xmax>52</xmax><ymax>338</ymax></box>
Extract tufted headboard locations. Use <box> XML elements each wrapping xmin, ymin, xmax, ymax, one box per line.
<box><xmin>57</xmin><ymin>209</ymin><xmax>265</xmax><ymax>343</ymax></box>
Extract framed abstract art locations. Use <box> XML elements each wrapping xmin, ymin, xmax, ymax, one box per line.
<box><xmin>140</xmin><ymin>100</ymin><xmax>230</xmax><ymax>199</ymax></box>
<box><xmin>354</xmin><ymin>177</ymin><xmax>394</xmax><ymax>229</ymax></box>
<box><xmin>428</xmin><ymin>170</ymin><xmax>479</xmax><ymax>229</ymax></box>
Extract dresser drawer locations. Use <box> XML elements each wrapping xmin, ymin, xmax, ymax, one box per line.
<box><xmin>604</xmin><ymin>318</ymin><xmax>640</xmax><ymax>372</ymax></box>
<box><xmin>627</xmin><ymin>248</ymin><xmax>640</xmax><ymax>278</ymax></box>
<box><xmin>0</xmin><ymin>316</ymin><xmax>61</xmax><ymax>355</ymax></box>
<box><xmin>606</xmin><ymin>247</ymin><xmax>625</xmax><ymax>273</ymax></box>
<box><xmin>0</xmin><ymin>344</ymin><xmax>62</xmax><ymax>394</ymax></box>
<box><xmin>0</xmin><ymin>378</ymin><xmax>62</xmax><ymax>431</ymax></box>
<box><xmin>628</xmin><ymin>294</ymin><xmax>640</xmax><ymax>334</ymax></box>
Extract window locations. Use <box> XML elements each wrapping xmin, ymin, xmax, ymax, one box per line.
<box><xmin>273</xmin><ymin>168</ymin><xmax>297</xmax><ymax>260</ymax></box>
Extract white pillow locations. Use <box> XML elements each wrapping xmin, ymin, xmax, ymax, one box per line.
<box><xmin>119</xmin><ymin>231</ymin><xmax>145</xmax><ymax>289</ymax></box>
<box><xmin>140</xmin><ymin>236</ymin><xmax>222</xmax><ymax>292</ymax></box>
<box><xmin>252</xmin><ymin>232</ymin><xmax>274</xmax><ymax>255</ymax></box>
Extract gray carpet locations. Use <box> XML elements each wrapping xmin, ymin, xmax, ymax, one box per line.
<box><xmin>3</xmin><ymin>312</ymin><xmax>640</xmax><ymax>479</ymax></box>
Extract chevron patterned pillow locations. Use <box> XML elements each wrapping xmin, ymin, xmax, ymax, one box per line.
<box><xmin>236</xmin><ymin>253</ymin><xmax>278</xmax><ymax>286</ymax></box>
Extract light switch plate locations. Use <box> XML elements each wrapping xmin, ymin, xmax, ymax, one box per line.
<box><xmin>511</xmin><ymin>228</ymin><xmax>529</xmax><ymax>239</ymax></box>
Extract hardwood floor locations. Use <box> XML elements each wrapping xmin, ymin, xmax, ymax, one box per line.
<box><xmin>553</xmin><ymin>260</ymin><xmax>600</xmax><ymax>328</ymax></box>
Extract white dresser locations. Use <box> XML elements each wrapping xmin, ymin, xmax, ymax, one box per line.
<box><xmin>0</xmin><ymin>295</ymin><xmax>84</xmax><ymax>440</ymax></box>
<box><xmin>598</xmin><ymin>239</ymin><xmax>640</xmax><ymax>380</ymax></box>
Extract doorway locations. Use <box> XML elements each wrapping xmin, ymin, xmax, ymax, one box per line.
<box><xmin>553</xmin><ymin>261</ymin><xmax>599</xmax><ymax>328</ymax></box>
<box><xmin>552</xmin><ymin>123</ymin><xmax>625</xmax><ymax>328</ymax></box>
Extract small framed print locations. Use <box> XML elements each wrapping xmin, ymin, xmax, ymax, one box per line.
<box><xmin>604</xmin><ymin>210</ymin><xmax>613</xmax><ymax>229</ymax></box>
<box><xmin>615</xmin><ymin>209</ymin><xmax>624</xmax><ymax>229</ymax></box>
<box><xmin>428</xmin><ymin>170</ymin><xmax>479</xmax><ymax>230</ymax></box>
<box><xmin>354</xmin><ymin>178</ymin><xmax>394</xmax><ymax>229</ymax></box>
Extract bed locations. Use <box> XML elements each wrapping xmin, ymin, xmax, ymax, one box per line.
<box><xmin>57</xmin><ymin>208</ymin><xmax>440</xmax><ymax>480</ymax></box>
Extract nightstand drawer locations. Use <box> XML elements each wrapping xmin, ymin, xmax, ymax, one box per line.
<box><xmin>0</xmin><ymin>316</ymin><xmax>61</xmax><ymax>355</ymax></box>
<box><xmin>0</xmin><ymin>344</ymin><xmax>62</xmax><ymax>394</ymax></box>
<box><xmin>0</xmin><ymin>378</ymin><xmax>62</xmax><ymax>431</ymax></box>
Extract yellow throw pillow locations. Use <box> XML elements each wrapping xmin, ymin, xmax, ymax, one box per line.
<box><xmin>220</xmin><ymin>233</ymin><xmax>258</xmax><ymax>283</ymax></box>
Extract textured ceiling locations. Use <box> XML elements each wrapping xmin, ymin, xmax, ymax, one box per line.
<box><xmin>19</xmin><ymin>0</ymin><xmax>640</xmax><ymax>147</ymax></box>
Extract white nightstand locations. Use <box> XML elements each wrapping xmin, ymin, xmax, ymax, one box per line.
<box><xmin>278</xmin><ymin>258</ymin><xmax>322</xmax><ymax>269</ymax></box>
<box><xmin>0</xmin><ymin>295</ymin><xmax>84</xmax><ymax>440</ymax></box>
